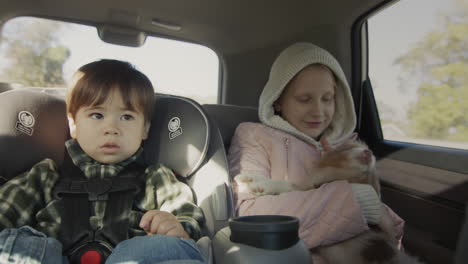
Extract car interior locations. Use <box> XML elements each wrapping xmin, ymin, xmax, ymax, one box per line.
<box><xmin>0</xmin><ymin>0</ymin><xmax>467</xmax><ymax>264</ymax></box>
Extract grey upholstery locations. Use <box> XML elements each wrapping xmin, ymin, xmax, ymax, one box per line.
<box><xmin>203</xmin><ymin>104</ymin><xmax>258</xmax><ymax>149</ymax></box>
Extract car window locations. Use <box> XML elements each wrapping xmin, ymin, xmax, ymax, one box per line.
<box><xmin>0</xmin><ymin>16</ymin><xmax>219</xmax><ymax>104</ymax></box>
<box><xmin>368</xmin><ymin>0</ymin><xmax>468</xmax><ymax>150</ymax></box>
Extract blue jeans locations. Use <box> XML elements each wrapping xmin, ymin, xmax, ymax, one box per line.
<box><xmin>0</xmin><ymin>226</ymin><xmax>206</xmax><ymax>264</ymax></box>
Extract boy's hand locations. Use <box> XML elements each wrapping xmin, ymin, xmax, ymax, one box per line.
<box><xmin>139</xmin><ymin>210</ymin><xmax>190</xmax><ymax>239</ymax></box>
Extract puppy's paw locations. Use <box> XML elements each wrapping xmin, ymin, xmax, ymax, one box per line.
<box><xmin>234</xmin><ymin>174</ymin><xmax>294</xmax><ymax>196</ymax></box>
<box><xmin>250</xmin><ymin>181</ymin><xmax>293</xmax><ymax>196</ymax></box>
<box><xmin>235</xmin><ymin>180</ymin><xmax>254</xmax><ymax>194</ymax></box>
<box><xmin>235</xmin><ymin>182</ymin><xmax>267</xmax><ymax>196</ymax></box>
<box><xmin>249</xmin><ymin>182</ymin><xmax>269</xmax><ymax>196</ymax></box>
<box><xmin>234</xmin><ymin>174</ymin><xmax>262</xmax><ymax>196</ymax></box>
<box><xmin>234</xmin><ymin>174</ymin><xmax>254</xmax><ymax>184</ymax></box>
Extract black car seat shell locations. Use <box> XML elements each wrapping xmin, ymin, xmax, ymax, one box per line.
<box><xmin>144</xmin><ymin>94</ymin><xmax>234</xmax><ymax>238</ymax></box>
<box><xmin>0</xmin><ymin>89</ymin><xmax>69</xmax><ymax>181</ymax></box>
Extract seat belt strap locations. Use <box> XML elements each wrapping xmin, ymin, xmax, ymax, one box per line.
<box><xmin>52</xmin><ymin>153</ymin><xmax>145</xmax><ymax>263</ymax></box>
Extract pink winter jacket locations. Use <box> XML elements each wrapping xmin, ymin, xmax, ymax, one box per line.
<box><xmin>228</xmin><ymin>122</ymin><xmax>404</xmax><ymax>255</ymax></box>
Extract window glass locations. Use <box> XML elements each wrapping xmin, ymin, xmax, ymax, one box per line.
<box><xmin>0</xmin><ymin>17</ymin><xmax>219</xmax><ymax>104</ymax></box>
<box><xmin>368</xmin><ymin>0</ymin><xmax>468</xmax><ymax>150</ymax></box>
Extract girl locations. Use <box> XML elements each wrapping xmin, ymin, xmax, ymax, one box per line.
<box><xmin>228</xmin><ymin>42</ymin><xmax>404</xmax><ymax>263</ymax></box>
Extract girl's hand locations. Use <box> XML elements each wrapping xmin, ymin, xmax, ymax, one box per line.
<box><xmin>378</xmin><ymin>205</ymin><xmax>398</xmax><ymax>245</ymax></box>
<box><xmin>139</xmin><ymin>210</ymin><xmax>190</xmax><ymax>239</ymax></box>
<box><xmin>319</xmin><ymin>137</ymin><xmax>334</xmax><ymax>152</ymax></box>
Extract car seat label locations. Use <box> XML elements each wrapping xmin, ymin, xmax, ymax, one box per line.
<box><xmin>168</xmin><ymin>117</ymin><xmax>183</xmax><ymax>140</ymax></box>
<box><xmin>15</xmin><ymin>111</ymin><xmax>35</xmax><ymax>136</ymax></box>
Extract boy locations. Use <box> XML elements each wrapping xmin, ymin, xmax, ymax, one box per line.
<box><xmin>0</xmin><ymin>59</ymin><xmax>206</xmax><ymax>264</ymax></box>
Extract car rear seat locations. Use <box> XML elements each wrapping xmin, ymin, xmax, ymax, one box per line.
<box><xmin>203</xmin><ymin>104</ymin><xmax>258</xmax><ymax>150</ymax></box>
<box><xmin>203</xmin><ymin>104</ymin><xmax>311</xmax><ymax>263</ymax></box>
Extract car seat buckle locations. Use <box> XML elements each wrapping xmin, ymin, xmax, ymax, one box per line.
<box><xmin>80</xmin><ymin>250</ymin><xmax>102</xmax><ymax>264</ymax></box>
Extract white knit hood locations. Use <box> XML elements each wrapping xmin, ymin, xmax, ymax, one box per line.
<box><xmin>258</xmin><ymin>42</ymin><xmax>356</xmax><ymax>147</ymax></box>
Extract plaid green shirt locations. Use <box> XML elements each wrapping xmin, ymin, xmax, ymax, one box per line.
<box><xmin>0</xmin><ymin>139</ymin><xmax>204</xmax><ymax>240</ymax></box>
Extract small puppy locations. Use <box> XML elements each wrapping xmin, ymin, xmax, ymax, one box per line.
<box><xmin>235</xmin><ymin>139</ymin><xmax>379</xmax><ymax>197</ymax></box>
<box><xmin>235</xmin><ymin>139</ymin><xmax>424</xmax><ymax>264</ymax></box>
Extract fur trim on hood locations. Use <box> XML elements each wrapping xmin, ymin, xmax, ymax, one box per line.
<box><xmin>258</xmin><ymin>42</ymin><xmax>356</xmax><ymax>147</ymax></box>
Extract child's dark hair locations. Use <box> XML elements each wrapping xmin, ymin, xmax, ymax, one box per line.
<box><xmin>66</xmin><ymin>59</ymin><xmax>155</xmax><ymax>122</ymax></box>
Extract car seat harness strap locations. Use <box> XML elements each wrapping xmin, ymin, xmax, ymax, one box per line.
<box><xmin>53</xmin><ymin>155</ymin><xmax>145</xmax><ymax>264</ymax></box>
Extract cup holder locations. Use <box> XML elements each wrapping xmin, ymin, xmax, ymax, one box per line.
<box><xmin>229</xmin><ymin>215</ymin><xmax>299</xmax><ymax>250</ymax></box>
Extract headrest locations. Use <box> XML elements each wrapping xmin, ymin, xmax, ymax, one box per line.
<box><xmin>0</xmin><ymin>90</ymin><xmax>69</xmax><ymax>182</ymax></box>
<box><xmin>203</xmin><ymin>104</ymin><xmax>258</xmax><ymax>148</ymax></box>
<box><xmin>144</xmin><ymin>94</ymin><xmax>210</xmax><ymax>178</ymax></box>
<box><xmin>0</xmin><ymin>82</ymin><xmax>22</xmax><ymax>93</ymax></box>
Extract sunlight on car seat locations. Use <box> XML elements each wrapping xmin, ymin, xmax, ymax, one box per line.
<box><xmin>227</xmin><ymin>245</ymin><xmax>241</xmax><ymax>254</ymax></box>
<box><xmin>189</xmin><ymin>143</ymin><xmax>227</xmax><ymax>205</ymax></box>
